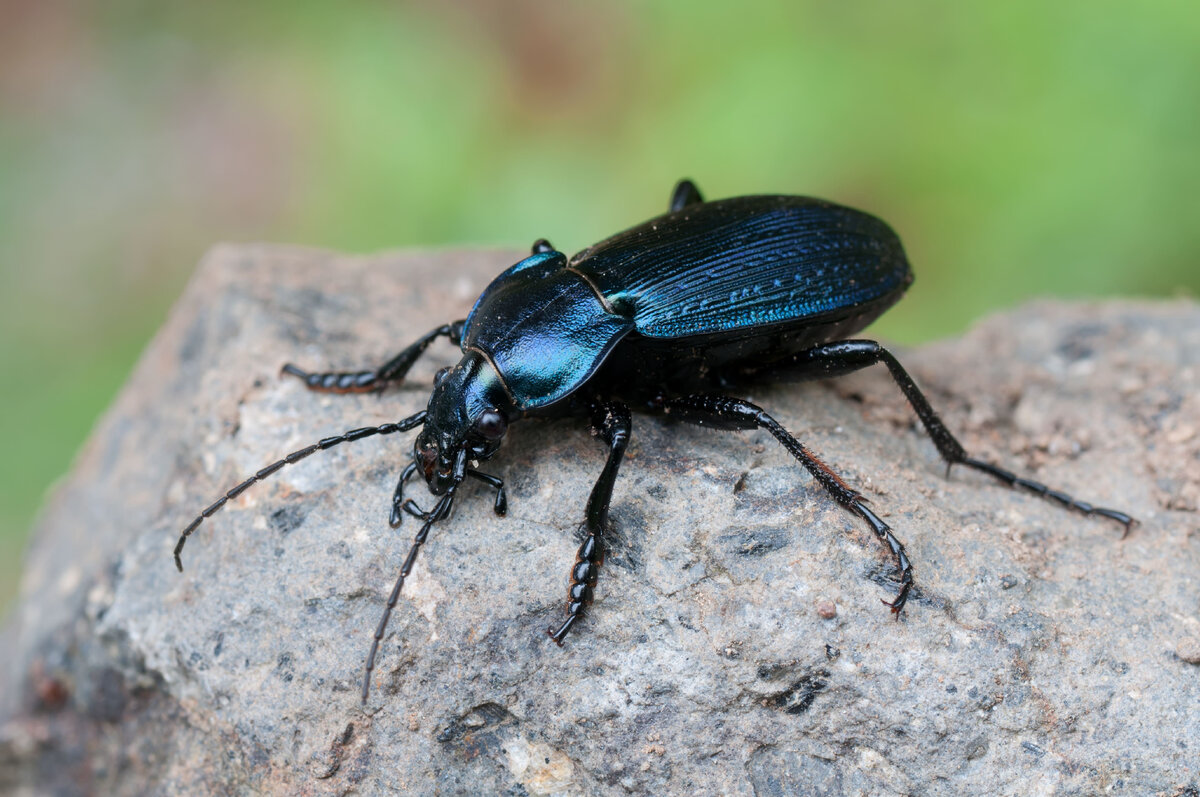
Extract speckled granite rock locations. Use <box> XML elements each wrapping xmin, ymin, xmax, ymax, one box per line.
<box><xmin>1</xmin><ymin>245</ymin><xmax>1197</xmax><ymax>796</ymax></box>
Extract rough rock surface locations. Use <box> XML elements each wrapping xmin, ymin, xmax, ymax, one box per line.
<box><xmin>2</xmin><ymin>245</ymin><xmax>1198</xmax><ymax>796</ymax></box>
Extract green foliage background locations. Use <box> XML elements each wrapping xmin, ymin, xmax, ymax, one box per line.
<box><xmin>1</xmin><ymin>1</ymin><xmax>1196</xmax><ymax>613</ymax></box>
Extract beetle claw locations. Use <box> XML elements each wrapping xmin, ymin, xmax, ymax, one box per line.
<box><xmin>882</xmin><ymin>582</ymin><xmax>911</xmax><ymax>617</ymax></box>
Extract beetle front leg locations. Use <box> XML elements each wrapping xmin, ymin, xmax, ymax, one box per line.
<box><xmin>547</xmin><ymin>401</ymin><xmax>632</xmax><ymax>644</ymax></box>
<box><xmin>747</xmin><ymin>340</ymin><xmax>1136</xmax><ymax>532</ymax></box>
<box><xmin>283</xmin><ymin>320</ymin><xmax>465</xmax><ymax>394</ymax></box>
<box><xmin>661</xmin><ymin>394</ymin><xmax>913</xmax><ymax>614</ymax></box>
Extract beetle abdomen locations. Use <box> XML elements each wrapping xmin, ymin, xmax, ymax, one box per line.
<box><xmin>570</xmin><ymin>195</ymin><xmax>912</xmax><ymax>340</ymax></box>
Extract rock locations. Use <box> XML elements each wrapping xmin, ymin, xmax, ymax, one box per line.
<box><xmin>2</xmin><ymin>245</ymin><xmax>1198</xmax><ymax>795</ymax></box>
<box><xmin>1178</xmin><ymin>637</ymin><xmax>1200</xmax><ymax>666</ymax></box>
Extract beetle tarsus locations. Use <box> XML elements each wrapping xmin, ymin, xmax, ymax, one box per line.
<box><xmin>660</xmin><ymin>394</ymin><xmax>915</xmax><ymax>614</ymax></box>
<box><xmin>850</xmin><ymin>500</ymin><xmax>912</xmax><ymax>615</ymax></box>
<box><xmin>882</xmin><ymin>591</ymin><xmax>910</xmax><ymax>617</ymax></box>
<box><xmin>546</xmin><ymin>617</ymin><xmax>574</xmax><ymax>645</ymax></box>
<box><xmin>282</xmin><ymin>363</ymin><xmax>380</xmax><ymax>393</ymax></box>
<box><xmin>548</xmin><ymin>401</ymin><xmax>631</xmax><ymax>646</ymax></box>
<box><xmin>954</xmin><ymin>456</ymin><xmax>1137</xmax><ymax>531</ymax></box>
<box><xmin>285</xmin><ymin>322</ymin><xmax>465</xmax><ymax>395</ymax></box>
<box><xmin>759</xmin><ymin>339</ymin><xmax>1137</xmax><ymax>531</ymax></box>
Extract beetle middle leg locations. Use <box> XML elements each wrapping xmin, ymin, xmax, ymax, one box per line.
<box><xmin>547</xmin><ymin>401</ymin><xmax>632</xmax><ymax>644</ymax></box>
<box><xmin>669</xmin><ymin>178</ymin><xmax>705</xmax><ymax>212</ymax></box>
<box><xmin>743</xmin><ymin>340</ymin><xmax>1135</xmax><ymax>532</ymax></box>
<box><xmin>282</xmin><ymin>320</ymin><xmax>465</xmax><ymax>394</ymax></box>
<box><xmin>660</xmin><ymin>394</ymin><xmax>913</xmax><ymax>614</ymax></box>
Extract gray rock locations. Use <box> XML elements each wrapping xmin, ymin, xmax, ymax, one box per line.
<box><xmin>2</xmin><ymin>245</ymin><xmax>1198</xmax><ymax>795</ymax></box>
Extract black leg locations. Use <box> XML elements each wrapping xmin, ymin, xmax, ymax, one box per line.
<box><xmin>547</xmin><ymin>401</ymin><xmax>632</xmax><ymax>644</ymax></box>
<box><xmin>282</xmin><ymin>320</ymin><xmax>465</xmax><ymax>394</ymax></box>
<box><xmin>743</xmin><ymin>340</ymin><xmax>1136</xmax><ymax>533</ymax></box>
<box><xmin>661</xmin><ymin>394</ymin><xmax>913</xmax><ymax>614</ymax></box>
<box><xmin>531</xmin><ymin>238</ymin><xmax>555</xmax><ymax>255</ymax></box>
<box><xmin>670</xmin><ymin>179</ymin><xmax>704</xmax><ymax>212</ymax></box>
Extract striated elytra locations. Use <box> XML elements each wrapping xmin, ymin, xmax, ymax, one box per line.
<box><xmin>174</xmin><ymin>179</ymin><xmax>1135</xmax><ymax>703</ymax></box>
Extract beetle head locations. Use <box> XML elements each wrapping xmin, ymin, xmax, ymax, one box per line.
<box><xmin>414</xmin><ymin>349</ymin><xmax>511</xmax><ymax>494</ymax></box>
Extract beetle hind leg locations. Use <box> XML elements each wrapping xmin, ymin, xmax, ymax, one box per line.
<box><xmin>547</xmin><ymin>401</ymin><xmax>632</xmax><ymax>644</ymax></box>
<box><xmin>956</xmin><ymin>457</ymin><xmax>1135</xmax><ymax>533</ymax></box>
<box><xmin>741</xmin><ymin>340</ymin><xmax>1137</xmax><ymax>533</ymax></box>
<box><xmin>660</xmin><ymin>394</ymin><xmax>913</xmax><ymax>614</ymax></box>
<box><xmin>283</xmin><ymin>320</ymin><xmax>465</xmax><ymax>394</ymax></box>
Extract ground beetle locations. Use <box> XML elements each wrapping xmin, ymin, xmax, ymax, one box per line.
<box><xmin>174</xmin><ymin>179</ymin><xmax>1135</xmax><ymax>702</ymax></box>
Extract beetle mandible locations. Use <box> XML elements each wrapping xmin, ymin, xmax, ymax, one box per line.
<box><xmin>174</xmin><ymin>179</ymin><xmax>1135</xmax><ymax>702</ymax></box>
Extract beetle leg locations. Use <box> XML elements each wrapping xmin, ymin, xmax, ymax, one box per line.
<box><xmin>531</xmin><ymin>238</ymin><xmax>555</xmax><ymax>255</ymax></box>
<box><xmin>749</xmin><ymin>340</ymin><xmax>1136</xmax><ymax>533</ymax></box>
<box><xmin>282</xmin><ymin>320</ymin><xmax>466</xmax><ymax>394</ymax></box>
<box><xmin>467</xmin><ymin>468</ymin><xmax>508</xmax><ymax>516</ymax></box>
<box><xmin>547</xmin><ymin>401</ymin><xmax>632</xmax><ymax>644</ymax></box>
<box><xmin>669</xmin><ymin>179</ymin><xmax>704</xmax><ymax>212</ymax></box>
<box><xmin>660</xmin><ymin>394</ymin><xmax>913</xmax><ymax>615</ymax></box>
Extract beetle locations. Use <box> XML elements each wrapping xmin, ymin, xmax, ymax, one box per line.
<box><xmin>174</xmin><ymin>179</ymin><xmax>1135</xmax><ymax>703</ymax></box>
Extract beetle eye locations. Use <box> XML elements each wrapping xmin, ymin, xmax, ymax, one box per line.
<box><xmin>475</xmin><ymin>408</ymin><xmax>507</xmax><ymax>440</ymax></box>
<box><xmin>434</xmin><ymin>366</ymin><xmax>451</xmax><ymax>385</ymax></box>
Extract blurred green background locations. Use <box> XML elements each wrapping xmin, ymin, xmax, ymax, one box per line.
<box><xmin>1</xmin><ymin>1</ymin><xmax>1197</xmax><ymax>615</ymax></box>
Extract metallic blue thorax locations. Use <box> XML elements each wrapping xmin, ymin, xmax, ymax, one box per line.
<box><xmin>462</xmin><ymin>251</ymin><xmax>630</xmax><ymax>412</ymax></box>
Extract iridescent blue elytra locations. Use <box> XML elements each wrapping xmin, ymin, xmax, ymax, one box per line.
<box><xmin>176</xmin><ymin>179</ymin><xmax>1133</xmax><ymax>705</ymax></box>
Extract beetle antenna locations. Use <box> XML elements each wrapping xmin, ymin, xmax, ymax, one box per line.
<box><xmin>362</xmin><ymin>482</ymin><xmax>457</xmax><ymax>703</ymax></box>
<box><xmin>173</xmin><ymin>411</ymin><xmax>428</xmax><ymax>572</ymax></box>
